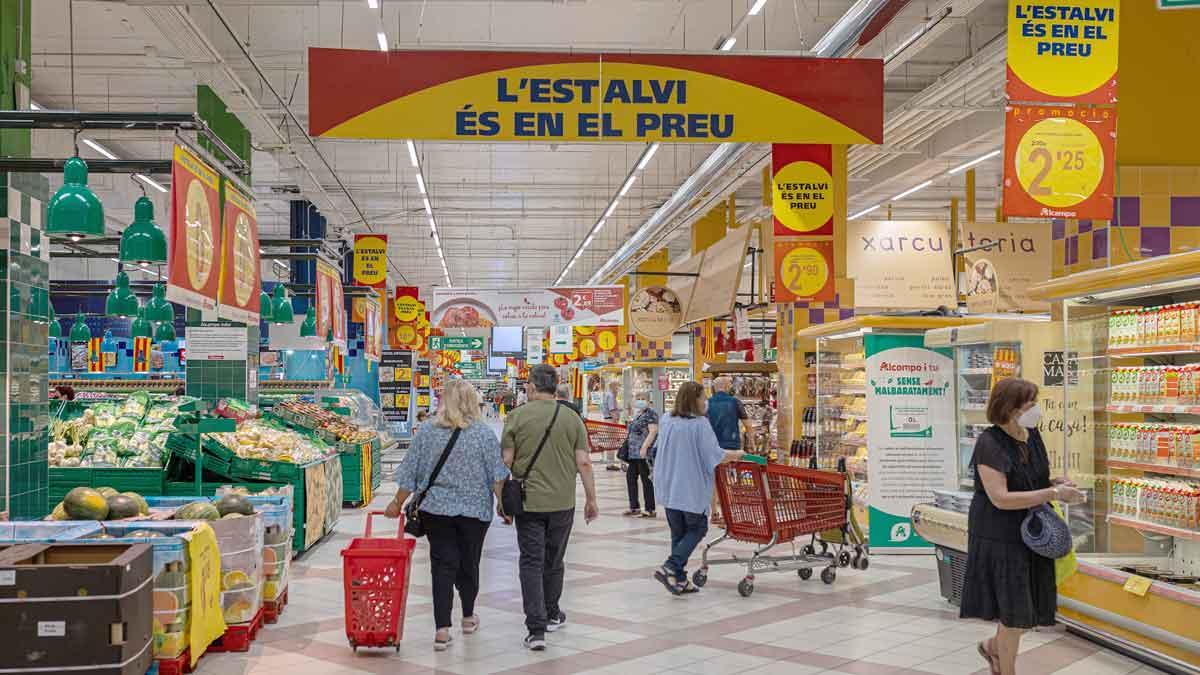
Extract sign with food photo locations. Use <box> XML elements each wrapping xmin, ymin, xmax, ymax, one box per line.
<box><xmin>629</xmin><ymin>285</ymin><xmax>682</xmax><ymax>340</ymax></box>
<box><xmin>167</xmin><ymin>144</ymin><xmax>222</xmax><ymax>310</ymax></box>
<box><xmin>217</xmin><ymin>182</ymin><xmax>261</xmax><ymax>324</ymax></box>
<box><xmin>430</xmin><ymin>286</ymin><xmax>624</xmax><ymax>328</ymax></box>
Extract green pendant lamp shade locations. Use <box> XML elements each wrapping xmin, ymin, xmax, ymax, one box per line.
<box><xmin>49</xmin><ymin>318</ymin><xmax>62</xmax><ymax>339</ymax></box>
<box><xmin>271</xmin><ymin>285</ymin><xmax>294</xmax><ymax>324</ymax></box>
<box><xmin>154</xmin><ymin>319</ymin><xmax>176</xmax><ymax>343</ymax></box>
<box><xmin>299</xmin><ymin>305</ymin><xmax>317</xmax><ymax>337</ymax></box>
<box><xmin>105</xmin><ymin>270</ymin><xmax>140</xmax><ymax>317</ymax></box>
<box><xmin>69</xmin><ymin>313</ymin><xmax>91</xmax><ymax>343</ymax></box>
<box><xmin>130</xmin><ymin>305</ymin><xmax>153</xmax><ymax>339</ymax></box>
<box><xmin>259</xmin><ymin>287</ymin><xmax>273</xmax><ymax>321</ymax></box>
<box><xmin>146</xmin><ymin>282</ymin><xmax>174</xmax><ymax>323</ymax></box>
<box><xmin>47</xmin><ymin>157</ymin><xmax>105</xmax><ymax>236</ymax></box>
<box><xmin>120</xmin><ymin>196</ymin><xmax>167</xmax><ymax>264</ymax></box>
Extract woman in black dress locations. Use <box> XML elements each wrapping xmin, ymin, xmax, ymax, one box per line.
<box><xmin>960</xmin><ymin>378</ymin><xmax>1086</xmax><ymax>675</ymax></box>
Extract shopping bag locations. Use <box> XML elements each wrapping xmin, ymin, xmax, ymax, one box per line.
<box><xmin>1051</xmin><ymin>502</ymin><xmax>1078</xmax><ymax>585</ymax></box>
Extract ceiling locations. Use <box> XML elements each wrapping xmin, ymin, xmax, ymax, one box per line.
<box><xmin>32</xmin><ymin>0</ymin><xmax>1010</xmax><ymax>294</ymax></box>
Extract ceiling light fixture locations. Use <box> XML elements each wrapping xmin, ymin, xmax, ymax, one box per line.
<box><xmin>748</xmin><ymin>0</ymin><xmax>769</xmax><ymax>15</ymax></box>
<box><xmin>422</xmin><ymin>197</ymin><xmax>432</xmax><ymax>215</ymax></box>
<box><xmin>891</xmin><ymin>180</ymin><xmax>932</xmax><ymax>202</ymax></box>
<box><xmin>407</xmin><ymin>140</ymin><xmax>419</xmax><ymax>167</ymax></box>
<box><xmin>720</xmin><ymin>36</ymin><xmax>737</xmax><ymax>51</ymax></box>
<box><xmin>428</xmin><ymin>216</ymin><xmax>437</xmax><ymax>233</ymax></box>
<box><xmin>376</xmin><ymin>31</ymin><xmax>388</xmax><ymax>52</ymax></box>
<box><xmin>81</xmin><ymin>138</ymin><xmax>117</xmax><ymax>160</ymax></box>
<box><xmin>946</xmin><ymin>149</ymin><xmax>1002</xmax><ymax>175</ymax></box>
<box><xmin>604</xmin><ymin>202</ymin><xmax>618</xmax><ymax>219</ymax></box>
<box><xmin>367</xmin><ymin>0</ymin><xmax>379</xmax><ymax>8</ymax></box>
<box><xmin>636</xmin><ymin>143</ymin><xmax>659</xmax><ymax>171</ymax></box>
<box><xmin>619</xmin><ymin>175</ymin><xmax>637</xmax><ymax>197</ymax></box>
<box><xmin>849</xmin><ymin>205</ymin><xmax>881</xmax><ymax>220</ymax></box>
<box><xmin>416</xmin><ymin>173</ymin><xmax>426</xmax><ymax>194</ymax></box>
<box><xmin>134</xmin><ymin>173</ymin><xmax>168</xmax><ymax>193</ymax></box>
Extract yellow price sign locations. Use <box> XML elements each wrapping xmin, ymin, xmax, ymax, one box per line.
<box><xmin>774</xmin><ymin>239</ymin><xmax>834</xmax><ymax>303</ymax></box>
<box><xmin>579</xmin><ymin>338</ymin><xmax>597</xmax><ymax>357</ymax></box>
<box><xmin>395</xmin><ymin>367</ymin><xmax>412</xmax><ymax>382</ymax></box>
<box><xmin>1006</xmin><ymin>0</ymin><xmax>1119</xmax><ymax>103</ymax></box>
<box><xmin>1123</xmin><ymin>574</ymin><xmax>1152</xmax><ymax>597</ymax></box>
<box><xmin>1003</xmin><ymin>105</ymin><xmax>1115</xmax><ymax>220</ymax></box>
<box><xmin>417</xmin><ymin>394</ymin><xmax>431</xmax><ymax>407</ymax></box>
<box><xmin>772</xmin><ymin>160</ymin><xmax>834</xmax><ymax>234</ymax></box>
<box><xmin>597</xmin><ymin>330</ymin><xmax>618</xmax><ymax>351</ymax></box>
<box><xmin>396</xmin><ymin>393</ymin><xmax>411</xmax><ymax>408</ymax></box>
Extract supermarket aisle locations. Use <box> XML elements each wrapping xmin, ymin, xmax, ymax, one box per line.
<box><xmin>196</xmin><ymin>443</ymin><xmax>1159</xmax><ymax>674</ymax></box>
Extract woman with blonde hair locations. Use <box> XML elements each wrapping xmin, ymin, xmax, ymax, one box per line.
<box><xmin>387</xmin><ymin>379</ymin><xmax>511</xmax><ymax>651</ymax></box>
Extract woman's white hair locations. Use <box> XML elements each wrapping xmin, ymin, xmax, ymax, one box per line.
<box><xmin>436</xmin><ymin>379</ymin><xmax>482</xmax><ymax>430</ymax></box>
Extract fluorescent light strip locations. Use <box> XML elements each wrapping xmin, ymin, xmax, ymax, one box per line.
<box><xmin>407</xmin><ymin>140</ymin><xmax>419</xmax><ymax>167</ymax></box>
<box><xmin>584</xmin><ymin>233</ymin><xmax>595</xmax><ymax>248</ymax></box>
<box><xmin>416</xmin><ymin>172</ymin><xmax>426</xmax><ymax>195</ymax></box>
<box><xmin>428</xmin><ymin>216</ymin><xmax>437</xmax><ymax>233</ymax></box>
<box><xmin>135</xmin><ymin>174</ymin><xmax>168</xmax><ymax>193</ymax></box>
<box><xmin>720</xmin><ymin>36</ymin><xmax>737</xmax><ymax>51</ymax></box>
<box><xmin>82</xmin><ymin>138</ymin><xmax>118</xmax><ymax>160</ymax></box>
<box><xmin>636</xmin><ymin>143</ymin><xmax>659</xmax><ymax>171</ymax></box>
<box><xmin>891</xmin><ymin>180</ymin><xmax>932</xmax><ymax>201</ymax></box>
<box><xmin>946</xmin><ymin>149</ymin><xmax>1002</xmax><ymax>175</ymax></box>
<box><xmin>749</xmin><ymin>0</ymin><xmax>769</xmax><ymax>14</ymax></box>
<box><xmin>422</xmin><ymin>197</ymin><xmax>432</xmax><ymax>215</ymax></box>
<box><xmin>376</xmin><ymin>31</ymin><xmax>388</xmax><ymax>52</ymax></box>
<box><xmin>849</xmin><ymin>204</ymin><xmax>880</xmax><ymax>220</ymax></box>
<box><xmin>619</xmin><ymin>175</ymin><xmax>637</xmax><ymax>196</ymax></box>
<box><xmin>367</xmin><ymin>0</ymin><xmax>379</xmax><ymax>8</ymax></box>
<box><xmin>604</xmin><ymin>202</ymin><xmax>618</xmax><ymax>219</ymax></box>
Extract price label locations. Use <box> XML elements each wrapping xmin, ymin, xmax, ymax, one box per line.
<box><xmin>597</xmin><ymin>330</ymin><xmax>618</xmax><ymax>351</ymax></box>
<box><xmin>1123</xmin><ymin>574</ymin><xmax>1152</xmax><ymax>597</ymax></box>
<box><xmin>774</xmin><ymin>239</ymin><xmax>835</xmax><ymax>303</ymax></box>
<box><xmin>1015</xmin><ymin>118</ymin><xmax>1104</xmax><ymax>210</ymax></box>
<box><xmin>579</xmin><ymin>338</ymin><xmax>597</xmax><ymax>357</ymax></box>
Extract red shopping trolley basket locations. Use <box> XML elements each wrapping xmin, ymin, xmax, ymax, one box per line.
<box><xmin>584</xmin><ymin>418</ymin><xmax>627</xmax><ymax>454</ymax></box>
<box><xmin>716</xmin><ymin>462</ymin><xmax>848</xmax><ymax>545</ymax></box>
<box><xmin>342</xmin><ymin>511</ymin><xmax>416</xmax><ymax>652</ymax></box>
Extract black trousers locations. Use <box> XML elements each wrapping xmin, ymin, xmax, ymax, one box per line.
<box><xmin>515</xmin><ymin>508</ymin><xmax>574</xmax><ymax>633</ymax></box>
<box><xmin>422</xmin><ymin>511</ymin><xmax>491</xmax><ymax>629</ymax></box>
<box><xmin>626</xmin><ymin>458</ymin><xmax>655</xmax><ymax>511</ymax></box>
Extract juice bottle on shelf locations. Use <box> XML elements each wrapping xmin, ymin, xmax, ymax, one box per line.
<box><xmin>1108</xmin><ymin>312</ymin><xmax>1119</xmax><ymax>350</ymax></box>
<box><xmin>1184</xmin><ymin>302</ymin><xmax>1199</xmax><ymax>345</ymax></box>
<box><xmin>1165</xmin><ymin>367</ymin><xmax>1181</xmax><ymax>404</ymax></box>
<box><xmin>1148</xmin><ymin>306</ymin><xmax>1161</xmax><ymax>345</ymax></box>
<box><xmin>1161</xmin><ymin>304</ymin><xmax>1178</xmax><ymax>346</ymax></box>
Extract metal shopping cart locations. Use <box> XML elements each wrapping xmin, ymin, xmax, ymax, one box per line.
<box><xmin>584</xmin><ymin>418</ymin><xmax>628</xmax><ymax>455</ymax></box>
<box><xmin>694</xmin><ymin>461</ymin><xmax>851</xmax><ymax>597</ymax></box>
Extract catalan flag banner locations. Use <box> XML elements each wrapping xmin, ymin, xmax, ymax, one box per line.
<box><xmin>88</xmin><ymin>338</ymin><xmax>104</xmax><ymax>372</ymax></box>
<box><xmin>133</xmin><ymin>336</ymin><xmax>152</xmax><ymax>373</ymax></box>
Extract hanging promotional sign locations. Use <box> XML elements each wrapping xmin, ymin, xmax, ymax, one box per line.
<box><xmin>1006</xmin><ymin>0</ymin><xmax>1120</xmax><ymax>104</ymax></box>
<box><xmin>628</xmin><ymin>286</ymin><xmax>683</xmax><ymax>340</ymax></box>
<box><xmin>309</xmin><ymin>49</ymin><xmax>884</xmax><ymax>144</ymax></box>
<box><xmin>772</xmin><ymin>145</ymin><xmax>834</xmax><ymax>236</ymax></box>
<box><xmin>960</xmin><ymin>222</ymin><xmax>1052</xmax><ymax>313</ymax></box>
<box><xmin>379</xmin><ymin>350</ymin><xmax>413</xmax><ymax>422</ymax></box>
<box><xmin>864</xmin><ymin>333</ymin><xmax>958</xmax><ymax>551</ymax></box>
<box><xmin>217</xmin><ymin>182</ymin><xmax>261</xmax><ymax>324</ymax></box>
<box><xmin>331</xmin><ymin>272</ymin><xmax>346</xmax><ymax>345</ymax></box>
<box><xmin>526</xmin><ymin>329</ymin><xmax>544</xmax><ymax>365</ymax></box>
<box><xmin>166</xmin><ymin>144</ymin><xmax>222</xmax><ymax>311</ymax></box>
<box><xmin>773</xmin><ymin>239</ymin><xmax>836</xmax><ymax>303</ymax></box>
<box><xmin>431</xmin><ymin>286</ymin><xmax>624</xmax><ymax>328</ymax></box>
<box><xmin>361</xmin><ymin>293</ymin><xmax>382</xmax><ymax>362</ymax></box>
<box><xmin>549</xmin><ymin>324</ymin><xmax>573</xmax><ymax>354</ymax></box>
<box><xmin>352</xmin><ymin>234</ymin><xmax>388</xmax><ymax>323</ymax></box>
<box><xmin>315</xmin><ymin>260</ymin><xmax>337</xmax><ymax>341</ymax></box>
<box><xmin>846</xmin><ymin>220</ymin><xmax>955</xmax><ymax>310</ymax></box>
<box><xmin>1003</xmin><ymin>104</ymin><xmax>1116</xmax><ymax>220</ymax></box>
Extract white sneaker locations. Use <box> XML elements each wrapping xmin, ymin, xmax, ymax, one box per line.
<box><xmin>524</xmin><ymin>633</ymin><xmax>546</xmax><ymax>651</ymax></box>
<box><xmin>546</xmin><ymin>611</ymin><xmax>567</xmax><ymax>632</ymax></box>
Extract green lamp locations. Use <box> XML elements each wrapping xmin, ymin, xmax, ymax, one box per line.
<box><xmin>154</xmin><ymin>319</ymin><xmax>176</xmax><ymax>343</ymax></box>
<box><xmin>49</xmin><ymin>318</ymin><xmax>62</xmax><ymax>340</ymax></box>
<box><xmin>46</xmin><ymin>157</ymin><xmax>105</xmax><ymax>236</ymax></box>
<box><xmin>271</xmin><ymin>285</ymin><xmax>294</xmax><ymax>324</ymax></box>
<box><xmin>130</xmin><ymin>305</ymin><xmax>153</xmax><ymax>339</ymax></box>
<box><xmin>259</xmin><ymin>287</ymin><xmax>273</xmax><ymax>321</ymax></box>
<box><xmin>105</xmin><ymin>270</ymin><xmax>139</xmax><ymax>317</ymax></box>
<box><xmin>119</xmin><ymin>196</ymin><xmax>167</xmax><ymax>264</ymax></box>
<box><xmin>69</xmin><ymin>313</ymin><xmax>91</xmax><ymax>343</ymax></box>
<box><xmin>146</xmin><ymin>282</ymin><xmax>174</xmax><ymax>323</ymax></box>
<box><xmin>299</xmin><ymin>305</ymin><xmax>317</xmax><ymax>337</ymax></box>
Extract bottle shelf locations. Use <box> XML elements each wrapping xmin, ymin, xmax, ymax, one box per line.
<box><xmin>1106</xmin><ymin>404</ymin><xmax>1200</xmax><ymax>415</ymax></box>
<box><xmin>1108</xmin><ymin>514</ymin><xmax>1200</xmax><ymax>542</ymax></box>
<box><xmin>1108</xmin><ymin>345</ymin><xmax>1200</xmax><ymax>358</ymax></box>
<box><xmin>1107</xmin><ymin>459</ymin><xmax>1200</xmax><ymax>479</ymax></box>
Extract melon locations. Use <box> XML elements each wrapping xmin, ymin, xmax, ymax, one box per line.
<box><xmin>221</xmin><ymin>513</ymin><xmax>244</xmax><ymax>519</ymax></box>
<box><xmin>121</xmin><ymin>492</ymin><xmax>150</xmax><ymax>515</ymax></box>
<box><xmin>49</xmin><ymin>502</ymin><xmax>68</xmax><ymax>521</ymax></box>
<box><xmin>106</xmin><ymin>494</ymin><xmax>142</xmax><ymax>520</ymax></box>
<box><xmin>153</xmin><ymin>590</ymin><xmax>180</xmax><ymax>614</ymax></box>
<box><xmin>126</xmin><ymin>529</ymin><xmax>164</xmax><ymax>538</ymax></box>
<box><xmin>215</xmin><ymin>493</ymin><xmax>254</xmax><ymax>517</ymax></box>
<box><xmin>174</xmin><ymin>501</ymin><xmax>220</xmax><ymax>521</ymax></box>
<box><xmin>64</xmin><ymin>487</ymin><xmax>109</xmax><ymax>520</ymax></box>
<box><xmin>95</xmin><ymin>486</ymin><xmax>119</xmax><ymax>498</ymax></box>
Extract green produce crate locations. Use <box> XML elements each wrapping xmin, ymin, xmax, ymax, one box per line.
<box><xmin>341</xmin><ymin>453</ymin><xmax>363</xmax><ymax>506</ymax></box>
<box><xmin>164</xmin><ymin>480</ymin><xmax>286</xmax><ymax>497</ymax></box>
<box><xmin>91</xmin><ymin>467</ymin><xmax>164</xmax><ymax>496</ymax></box>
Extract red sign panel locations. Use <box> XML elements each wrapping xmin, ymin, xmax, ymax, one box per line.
<box><xmin>218</xmin><ymin>183</ymin><xmax>261</xmax><ymax>324</ymax></box>
<box><xmin>1003</xmin><ymin>104</ymin><xmax>1116</xmax><ymax>220</ymax></box>
<box><xmin>166</xmin><ymin>144</ymin><xmax>222</xmax><ymax>311</ymax></box>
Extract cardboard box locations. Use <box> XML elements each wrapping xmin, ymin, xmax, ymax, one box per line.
<box><xmin>0</xmin><ymin>543</ymin><xmax>153</xmax><ymax>675</ymax></box>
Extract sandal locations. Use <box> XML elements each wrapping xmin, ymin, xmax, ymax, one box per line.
<box><xmin>462</xmin><ymin>616</ymin><xmax>480</xmax><ymax>635</ymax></box>
<box><xmin>623</xmin><ymin>509</ymin><xmax>641</xmax><ymax>517</ymax></box>
<box><xmin>977</xmin><ymin>640</ymin><xmax>1000</xmax><ymax>675</ymax></box>
<box><xmin>434</xmin><ymin>632</ymin><xmax>454</xmax><ymax>651</ymax></box>
<box><xmin>641</xmin><ymin>511</ymin><xmax>657</xmax><ymax>518</ymax></box>
<box><xmin>653</xmin><ymin>566</ymin><xmax>684</xmax><ymax>596</ymax></box>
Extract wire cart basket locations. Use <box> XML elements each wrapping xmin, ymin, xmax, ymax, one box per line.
<box><xmin>584</xmin><ymin>418</ymin><xmax>627</xmax><ymax>455</ymax></box>
<box><xmin>695</xmin><ymin>461</ymin><xmax>861</xmax><ymax>597</ymax></box>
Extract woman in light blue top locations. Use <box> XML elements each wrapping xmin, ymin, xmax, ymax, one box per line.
<box><xmin>652</xmin><ymin>381</ymin><xmax>742</xmax><ymax>595</ymax></box>
<box><xmin>387</xmin><ymin>379</ymin><xmax>511</xmax><ymax>650</ymax></box>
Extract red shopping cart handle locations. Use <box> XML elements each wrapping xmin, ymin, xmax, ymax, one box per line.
<box><xmin>364</xmin><ymin>510</ymin><xmax>405</xmax><ymax>539</ymax></box>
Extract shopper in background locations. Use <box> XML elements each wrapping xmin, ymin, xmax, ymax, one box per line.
<box><xmin>961</xmin><ymin>377</ymin><xmax>1086</xmax><ymax>675</ymax></box>
<box><xmin>601</xmin><ymin>381</ymin><xmax>623</xmax><ymax>471</ymax></box>
<box><xmin>516</xmin><ymin>388</ymin><xmax>528</xmax><ymax>408</ymax></box>
<box><xmin>386</xmin><ymin>379</ymin><xmax>511</xmax><ymax>651</ymax></box>
<box><xmin>705</xmin><ymin>376</ymin><xmax>754</xmax><ymax>521</ymax></box>
<box><xmin>556</xmin><ymin>384</ymin><xmax>582</xmax><ymax>415</ymax></box>
<box><xmin>623</xmin><ymin>391</ymin><xmax>659</xmax><ymax>518</ymax></box>
<box><xmin>652</xmin><ymin>382</ymin><xmax>743</xmax><ymax>595</ymax></box>
<box><xmin>502</xmin><ymin>364</ymin><xmax>599</xmax><ymax>651</ymax></box>
<box><xmin>413</xmin><ymin>410</ymin><xmax>428</xmax><ymax>433</ymax></box>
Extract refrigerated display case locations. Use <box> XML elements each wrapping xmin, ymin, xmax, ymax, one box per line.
<box><xmin>1031</xmin><ymin>250</ymin><xmax>1200</xmax><ymax>673</ymax></box>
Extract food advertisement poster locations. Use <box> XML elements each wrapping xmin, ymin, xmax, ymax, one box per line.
<box><xmin>379</xmin><ymin>350</ymin><xmax>414</xmax><ymax>422</ymax></box>
<box><xmin>774</xmin><ymin>239</ymin><xmax>836</xmax><ymax>303</ymax></box>
<box><xmin>315</xmin><ymin>260</ymin><xmax>344</xmax><ymax>344</ymax></box>
<box><xmin>1003</xmin><ymin>104</ymin><xmax>1116</xmax><ymax>220</ymax></box>
<box><xmin>217</xmin><ymin>182</ymin><xmax>261</xmax><ymax>324</ymax></box>
<box><xmin>309</xmin><ymin>49</ymin><xmax>884</xmax><ymax>145</ymax></box>
<box><xmin>331</xmin><ymin>272</ymin><xmax>346</xmax><ymax>345</ymax></box>
<box><xmin>167</xmin><ymin>144</ymin><xmax>222</xmax><ymax>311</ymax></box>
<box><xmin>960</xmin><ymin>221</ymin><xmax>1052</xmax><ymax>313</ymax></box>
<box><xmin>1006</xmin><ymin>0</ymin><xmax>1119</xmax><ymax>104</ymax></box>
<box><xmin>361</xmin><ymin>292</ymin><xmax>382</xmax><ymax>362</ymax></box>
<box><xmin>628</xmin><ymin>286</ymin><xmax>682</xmax><ymax>340</ymax></box>
<box><xmin>772</xmin><ymin>144</ymin><xmax>834</xmax><ymax>236</ymax></box>
<box><xmin>864</xmin><ymin>333</ymin><xmax>957</xmax><ymax>551</ymax></box>
<box><xmin>430</xmin><ymin>286</ymin><xmax>624</xmax><ymax>328</ymax></box>
<box><xmin>846</xmin><ymin>220</ymin><xmax>955</xmax><ymax>309</ymax></box>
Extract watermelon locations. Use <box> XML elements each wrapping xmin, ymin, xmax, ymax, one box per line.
<box><xmin>95</xmin><ymin>486</ymin><xmax>119</xmax><ymax>498</ymax></box>
<box><xmin>121</xmin><ymin>492</ymin><xmax>150</xmax><ymax>515</ymax></box>
<box><xmin>215</xmin><ymin>493</ymin><xmax>254</xmax><ymax>517</ymax></box>
<box><xmin>64</xmin><ymin>487</ymin><xmax>109</xmax><ymax>520</ymax></box>
<box><xmin>174</xmin><ymin>501</ymin><xmax>220</xmax><ymax>521</ymax></box>
<box><xmin>126</xmin><ymin>530</ymin><xmax>164</xmax><ymax>538</ymax></box>
<box><xmin>105</xmin><ymin>494</ymin><xmax>142</xmax><ymax>520</ymax></box>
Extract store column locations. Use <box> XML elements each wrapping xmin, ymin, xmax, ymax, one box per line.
<box><xmin>633</xmin><ymin>248</ymin><xmax>669</xmax><ymax>360</ymax></box>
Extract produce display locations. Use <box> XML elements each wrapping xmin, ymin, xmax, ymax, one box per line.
<box><xmin>54</xmin><ymin>486</ymin><xmax>154</xmax><ymax>521</ymax></box>
<box><xmin>207</xmin><ymin>418</ymin><xmax>337</xmax><ymax>464</ymax></box>
<box><xmin>274</xmin><ymin>399</ymin><xmax>377</xmax><ymax>445</ymax></box>
<box><xmin>50</xmin><ymin>394</ymin><xmax>196</xmax><ymax>468</ymax></box>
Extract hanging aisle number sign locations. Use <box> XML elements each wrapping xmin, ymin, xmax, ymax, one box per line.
<box><xmin>1006</xmin><ymin>0</ymin><xmax>1120</xmax><ymax>103</ymax></box>
<box><xmin>1003</xmin><ymin>104</ymin><xmax>1116</xmax><ymax>220</ymax></box>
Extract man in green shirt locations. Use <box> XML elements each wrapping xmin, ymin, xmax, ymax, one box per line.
<box><xmin>502</xmin><ymin>363</ymin><xmax>599</xmax><ymax>651</ymax></box>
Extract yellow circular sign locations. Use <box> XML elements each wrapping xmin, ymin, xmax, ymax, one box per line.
<box><xmin>1007</xmin><ymin>0</ymin><xmax>1119</xmax><ymax>100</ymax></box>
<box><xmin>772</xmin><ymin>161</ymin><xmax>834</xmax><ymax>234</ymax></box>
<box><xmin>575</xmin><ymin>325</ymin><xmax>595</xmax><ymax>336</ymax></box>
<box><xmin>1015</xmin><ymin>117</ymin><xmax>1104</xmax><ymax>209</ymax></box>
<box><xmin>184</xmin><ymin>180</ymin><xmax>214</xmax><ymax>290</ymax></box>
<box><xmin>353</xmin><ymin>236</ymin><xmax>388</xmax><ymax>286</ymax></box>
<box><xmin>579</xmin><ymin>338</ymin><xmax>597</xmax><ymax>357</ymax></box>
<box><xmin>780</xmin><ymin>246</ymin><xmax>830</xmax><ymax>298</ymax></box>
<box><xmin>597</xmin><ymin>330</ymin><xmax>617</xmax><ymax>351</ymax></box>
<box><xmin>394</xmin><ymin>324</ymin><xmax>417</xmax><ymax>346</ymax></box>
<box><xmin>394</xmin><ymin>295</ymin><xmax>421</xmax><ymax>322</ymax></box>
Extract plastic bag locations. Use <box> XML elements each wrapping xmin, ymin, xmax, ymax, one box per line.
<box><xmin>1051</xmin><ymin>502</ymin><xmax>1078</xmax><ymax>585</ymax></box>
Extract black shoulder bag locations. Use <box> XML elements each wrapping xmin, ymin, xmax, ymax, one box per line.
<box><xmin>404</xmin><ymin>428</ymin><xmax>462</xmax><ymax>538</ymax></box>
<box><xmin>502</xmin><ymin>401</ymin><xmax>563</xmax><ymax>518</ymax></box>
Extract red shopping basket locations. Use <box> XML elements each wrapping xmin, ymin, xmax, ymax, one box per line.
<box><xmin>342</xmin><ymin>511</ymin><xmax>416</xmax><ymax>652</ymax></box>
<box><xmin>715</xmin><ymin>462</ymin><xmax>848</xmax><ymax>545</ymax></box>
<box><xmin>584</xmin><ymin>418</ymin><xmax>627</xmax><ymax>454</ymax></box>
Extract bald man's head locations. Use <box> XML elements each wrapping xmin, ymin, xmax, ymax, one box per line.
<box><xmin>713</xmin><ymin>376</ymin><xmax>733</xmax><ymax>392</ymax></box>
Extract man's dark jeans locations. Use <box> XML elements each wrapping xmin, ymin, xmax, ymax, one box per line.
<box><xmin>515</xmin><ymin>508</ymin><xmax>575</xmax><ymax>634</ymax></box>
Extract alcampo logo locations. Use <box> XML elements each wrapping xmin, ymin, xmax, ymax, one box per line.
<box><xmin>890</xmin><ymin>523</ymin><xmax>912</xmax><ymax>543</ymax></box>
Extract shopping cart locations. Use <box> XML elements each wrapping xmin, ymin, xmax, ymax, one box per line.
<box><xmin>808</xmin><ymin>456</ymin><xmax>870</xmax><ymax>570</ymax></box>
<box><xmin>342</xmin><ymin>511</ymin><xmax>416</xmax><ymax>652</ymax></box>
<box><xmin>584</xmin><ymin>418</ymin><xmax>627</xmax><ymax>455</ymax></box>
<box><xmin>694</xmin><ymin>461</ymin><xmax>850</xmax><ymax>597</ymax></box>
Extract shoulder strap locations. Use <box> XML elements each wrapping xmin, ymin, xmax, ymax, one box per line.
<box><xmin>414</xmin><ymin>427</ymin><xmax>462</xmax><ymax>505</ymax></box>
<box><xmin>519</xmin><ymin>401</ymin><xmax>563</xmax><ymax>482</ymax></box>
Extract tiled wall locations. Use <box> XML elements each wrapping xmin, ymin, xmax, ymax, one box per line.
<box><xmin>0</xmin><ymin>173</ymin><xmax>50</xmax><ymax>519</ymax></box>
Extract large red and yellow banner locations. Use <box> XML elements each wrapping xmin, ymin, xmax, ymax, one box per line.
<box><xmin>315</xmin><ymin>260</ymin><xmax>346</xmax><ymax>344</ymax></box>
<box><xmin>772</xmin><ymin>144</ymin><xmax>834</xmax><ymax>237</ymax></box>
<box><xmin>217</xmin><ymin>182</ymin><xmax>261</xmax><ymax>324</ymax></box>
<box><xmin>389</xmin><ymin>286</ymin><xmax>426</xmax><ymax>350</ymax></box>
<box><xmin>308</xmin><ymin>49</ymin><xmax>883</xmax><ymax>144</ymax></box>
<box><xmin>361</xmin><ymin>293</ymin><xmax>382</xmax><ymax>362</ymax></box>
<box><xmin>1002</xmin><ymin>104</ymin><xmax>1116</xmax><ymax>220</ymax></box>
<box><xmin>1006</xmin><ymin>0</ymin><xmax>1119</xmax><ymax>104</ymax></box>
<box><xmin>166</xmin><ymin>144</ymin><xmax>221</xmax><ymax>311</ymax></box>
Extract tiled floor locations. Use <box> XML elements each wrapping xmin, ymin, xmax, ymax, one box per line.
<box><xmin>195</xmin><ymin>452</ymin><xmax>1164</xmax><ymax>674</ymax></box>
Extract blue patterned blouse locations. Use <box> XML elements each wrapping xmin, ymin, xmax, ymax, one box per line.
<box><xmin>626</xmin><ymin>406</ymin><xmax>659</xmax><ymax>460</ymax></box>
<box><xmin>394</xmin><ymin>420</ymin><xmax>510</xmax><ymax>522</ymax></box>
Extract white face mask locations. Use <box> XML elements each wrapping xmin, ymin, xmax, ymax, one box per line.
<box><xmin>1016</xmin><ymin>403</ymin><xmax>1042</xmax><ymax>428</ymax></box>
<box><xmin>634</xmin><ymin>399</ymin><xmax>648</xmax><ymax>409</ymax></box>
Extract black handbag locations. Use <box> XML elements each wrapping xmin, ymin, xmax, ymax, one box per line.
<box><xmin>617</xmin><ymin>437</ymin><xmax>630</xmax><ymax>462</ymax></box>
<box><xmin>404</xmin><ymin>428</ymin><xmax>461</xmax><ymax>538</ymax></box>
<box><xmin>502</xmin><ymin>401</ymin><xmax>563</xmax><ymax>518</ymax></box>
